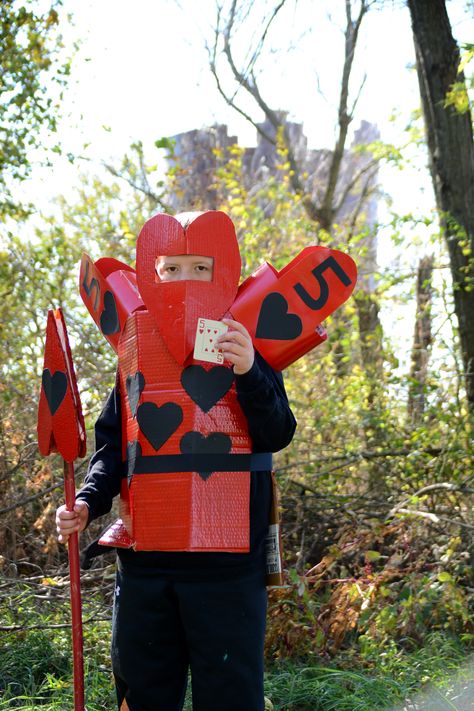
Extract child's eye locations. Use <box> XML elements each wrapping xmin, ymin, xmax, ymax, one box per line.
<box><xmin>195</xmin><ymin>265</ymin><xmax>209</xmax><ymax>272</ymax></box>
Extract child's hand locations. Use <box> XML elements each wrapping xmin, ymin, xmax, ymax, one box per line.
<box><xmin>218</xmin><ymin>319</ymin><xmax>255</xmax><ymax>375</ymax></box>
<box><xmin>56</xmin><ymin>500</ymin><xmax>89</xmax><ymax>544</ymax></box>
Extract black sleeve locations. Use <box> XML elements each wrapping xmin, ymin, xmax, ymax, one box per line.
<box><xmin>235</xmin><ymin>351</ymin><xmax>297</xmax><ymax>453</ymax></box>
<box><xmin>75</xmin><ymin>386</ymin><xmax>124</xmax><ymax>524</ymax></box>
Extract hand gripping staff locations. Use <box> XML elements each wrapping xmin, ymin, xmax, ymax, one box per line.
<box><xmin>37</xmin><ymin>308</ymin><xmax>87</xmax><ymax>711</ymax></box>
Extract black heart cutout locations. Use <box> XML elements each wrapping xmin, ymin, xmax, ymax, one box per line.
<box><xmin>126</xmin><ymin>372</ymin><xmax>145</xmax><ymax>417</ymax></box>
<box><xmin>100</xmin><ymin>290</ymin><xmax>120</xmax><ymax>335</ymax></box>
<box><xmin>255</xmin><ymin>292</ymin><xmax>303</xmax><ymax>340</ymax></box>
<box><xmin>42</xmin><ymin>368</ymin><xmax>68</xmax><ymax>416</ymax></box>
<box><xmin>181</xmin><ymin>365</ymin><xmax>234</xmax><ymax>413</ymax></box>
<box><xmin>180</xmin><ymin>431</ymin><xmax>232</xmax><ymax>481</ymax></box>
<box><xmin>126</xmin><ymin>440</ymin><xmax>142</xmax><ymax>483</ymax></box>
<box><xmin>136</xmin><ymin>402</ymin><xmax>183</xmax><ymax>451</ymax></box>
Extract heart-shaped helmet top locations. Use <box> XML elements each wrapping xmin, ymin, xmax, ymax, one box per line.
<box><xmin>136</xmin><ymin>211</ymin><xmax>241</xmax><ymax>364</ymax></box>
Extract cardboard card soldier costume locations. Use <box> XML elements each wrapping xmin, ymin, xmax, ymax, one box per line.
<box><xmin>80</xmin><ymin>211</ymin><xmax>357</xmax><ymax>553</ymax></box>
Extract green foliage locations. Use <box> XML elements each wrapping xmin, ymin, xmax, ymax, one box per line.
<box><xmin>0</xmin><ymin>630</ymin><xmax>70</xmax><ymax>699</ymax></box>
<box><xmin>264</xmin><ymin>663</ymin><xmax>404</xmax><ymax>710</ymax></box>
<box><xmin>0</xmin><ymin>163</ymin><xmax>162</xmax><ymax>566</ymax></box>
<box><xmin>445</xmin><ymin>42</ymin><xmax>474</xmax><ymax>115</ymax></box>
<box><xmin>265</xmin><ymin>516</ymin><xmax>473</xmax><ymax>663</ymax></box>
<box><xmin>104</xmin><ymin>139</ymin><xmax>175</xmax><ymax>214</ymax></box>
<box><xmin>0</xmin><ymin>574</ymin><xmax>116</xmax><ymax>709</ymax></box>
<box><xmin>445</xmin><ymin>81</ymin><xmax>471</xmax><ymax>114</ymax></box>
<box><xmin>266</xmin><ymin>633</ymin><xmax>472</xmax><ymax>711</ymax></box>
<box><xmin>1</xmin><ymin>606</ymin><xmax>470</xmax><ymax>711</ymax></box>
<box><xmin>212</xmin><ymin>141</ymin><xmax>320</xmax><ymax>276</ymax></box>
<box><xmin>0</xmin><ymin>95</ymin><xmax>473</xmax><ymax>710</ymax></box>
<box><xmin>0</xmin><ymin>580</ymin><xmax>471</xmax><ymax>711</ymax></box>
<box><xmin>0</xmin><ymin>0</ymin><xmax>72</xmax><ymax>218</ymax></box>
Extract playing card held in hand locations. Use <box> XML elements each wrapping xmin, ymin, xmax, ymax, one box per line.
<box><xmin>193</xmin><ymin>318</ymin><xmax>228</xmax><ymax>364</ymax></box>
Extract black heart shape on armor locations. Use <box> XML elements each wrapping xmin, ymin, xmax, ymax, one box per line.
<box><xmin>100</xmin><ymin>290</ymin><xmax>120</xmax><ymax>336</ymax></box>
<box><xmin>255</xmin><ymin>292</ymin><xmax>302</xmax><ymax>340</ymax></box>
<box><xmin>126</xmin><ymin>372</ymin><xmax>145</xmax><ymax>417</ymax></box>
<box><xmin>181</xmin><ymin>365</ymin><xmax>234</xmax><ymax>413</ymax></box>
<box><xmin>180</xmin><ymin>431</ymin><xmax>232</xmax><ymax>481</ymax></box>
<box><xmin>126</xmin><ymin>440</ymin><xmax>142</xmax><ymax>482</ymax></box>
<box><xmin>42</xmin><ymin>368</ymin><xmax>68</xmax><ymax>416</ymax></box>
<box><xmin>136</xmin><ymin>402</ymin><xmax>183</xmax><ymax>451</ymax></box>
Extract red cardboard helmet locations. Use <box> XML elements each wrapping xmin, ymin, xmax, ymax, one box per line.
<box><xmin>37</xmin><ymin>309</ymin><xmax>86</xmax><ymax>462</ymax></box>
<box><xmin>136</xmin><ymin>211</ymin><xmax>241</xmax><ymax>364</ymax></box>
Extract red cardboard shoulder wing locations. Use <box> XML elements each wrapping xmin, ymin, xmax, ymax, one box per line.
<box><xmin>79</xmin><ymin>253</ymin><xmax>143</xmax><ymax>352</ymax></box>
<box><xmin>231</xmin><ymin>246</ymin><xmax>357</xmax><ymax>370</ymax></box>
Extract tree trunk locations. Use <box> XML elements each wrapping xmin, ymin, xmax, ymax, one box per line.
<box><xmin>408</xmin><ymin>0</ymin><xmax>474</xmax><ymax>414</ymax></box>
<box><xmin>407</xmin><ymin>255</ymin><xmax>434</xmax><ymax>421</ymax></box>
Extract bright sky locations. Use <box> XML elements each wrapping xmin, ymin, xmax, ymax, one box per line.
<box><xmin>22</xmin><ymin>0</ymin><xmax>468</xmax><ymax>225</ymax></box>
<box><xmin>21</xmin><ymin>0</ymin><xmax>473</xmax><ymax>268</ymax></box>
<box><xmin>23</xmin><ymin>0</ymin><xmax>471</xmax><ymax>215</ymax></box>
<box><xmin>57</xmin><ymin>0</ymin><xmax>424</xmax><ymax>156</ymax></box>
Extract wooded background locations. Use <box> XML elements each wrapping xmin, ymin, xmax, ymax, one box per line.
<box><xmin>1</xmin><ymin>0</ymin><xmax>473</xmax><ymax>708</ymax></box>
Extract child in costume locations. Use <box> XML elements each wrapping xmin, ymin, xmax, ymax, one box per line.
<box><xmin>56</xmin><ymin>210</ymin><xmax>297</xmax><ymax>711</ymax></box>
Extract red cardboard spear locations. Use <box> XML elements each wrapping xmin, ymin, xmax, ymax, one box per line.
<box><xmin>37</xmin><ymin>308</ymin><xmax>87</xmax><ymax>711</ymax></box>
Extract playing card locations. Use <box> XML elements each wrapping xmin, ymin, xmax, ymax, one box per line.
<box><xmin>193</xmin><ymin>318</ymin><xmax>228</xmax><ymax>364</ymax></box>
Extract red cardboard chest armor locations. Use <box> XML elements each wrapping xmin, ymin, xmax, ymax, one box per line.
<box><xmin>117</xmin><ymin>308</ymin><xmax>253</xmax><ymax>551</ymax></box>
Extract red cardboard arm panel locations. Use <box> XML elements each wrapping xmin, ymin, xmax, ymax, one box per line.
<box><xmin>79</xmin><ymin>253</ymin><xmax>143</xmax><ymax>352</ymax></box>
<box><xmin>231</xmin><ymin>246</ymin><xmax>357</xmax><ymax>371</ymax></box>
<box><xmin>37</xmin><ymin>308</ymin><xmax>87</xmax><ymax>463</ymax></box>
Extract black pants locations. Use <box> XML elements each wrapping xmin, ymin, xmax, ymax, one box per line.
<box><xmin>111</xmin><ymin>566</ymin><xmax>267</xmax><ymax>711</ymax></box>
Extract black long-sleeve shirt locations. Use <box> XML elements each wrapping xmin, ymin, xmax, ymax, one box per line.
<box><xmin>77</xmin><ymin>352</ymin><xmax>296</xmax><ymax>580</ymax></box>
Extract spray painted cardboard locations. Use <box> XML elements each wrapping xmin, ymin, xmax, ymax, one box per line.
<box><xmin>79</xmin><ymin>211</ymin><xmax>357</xmax><ymax>552</ymax></box>
<box><xmin>231</xmin><ymin>246</ymin><xmax>356</xmax><ymax>370</ymax></box>
<box><xmin>37</xmin><ymin>308</ymin><xmax>86</xmax><ymax>463</ymax></box>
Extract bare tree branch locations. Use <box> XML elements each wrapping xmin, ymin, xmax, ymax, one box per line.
<box><xmin>389</xmin><ymin>481</ymin><xmax>474</xmax><ymax>517</ymax></box>
<box><xmin>334</xmin><ymin>157</ymin><xmax>379</xmax><ymax>216</ymax></box>
<box><xmin>318</xmin><ymin>0</ymin><xmax>369</xmax><ymax>229</ymax></box>
<box><xmin>391</xmin><ymin>508</ymin><xmax>474</xmax><ymax>530</ymax></box>
<box><xmin>345</xmin><ymin>169</ymin><xmax>378</xmax><ymax>241</ymax></box>
<box><xmin>240</xmin><ymin>0</ymin><xmax>289</xmax><ymax>83</ymax></box>
<box><xmin>0</xmin><ymin>460</ymin><xmax>88</xmax><ymax>516</ymax></box>
<box><xmin>275</xmin><ymin>445</ymin><xmax>446</xmax><ymax>472</ymax></box>
<box><xmin>208</xmin><ymin>0</ymin><xmax>377</xmax><ymax>231</ymax></box>
<box><xmin>0</xmin><ymin>614</ymin><xmax>110</xmax><ymax>632</ymax></box>
<box><xmin>102</xmin><ymin>161</ymin><xmax>171</xmax><ymax>212</ymax></box>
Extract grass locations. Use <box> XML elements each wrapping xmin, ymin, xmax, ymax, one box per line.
<box><xmin>1</xmin><ymin>634</ymin><xmax>472</xmax><ymax>710</ymax></box>
<box><xmin>0</xmin><ymin>580</ymin><xmax>472</xmax><ymax>710</ymax></box>
<box><xmin>0</xmin><ymin>628</ymin><xmax>115</xmax><ymax>710</ymax></box>
<box><xmin>264</xmin><ymin>665</ymin><xmax>404</xmax><ymax>710</ymax></box>
<box><xmin>263</xmin><ymin>636</ymin><xmax>473</xmax><ymax>710</ymax></box>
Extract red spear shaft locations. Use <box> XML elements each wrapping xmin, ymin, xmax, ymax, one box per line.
<box><xmin>64</xmin><ymin>460</ymin><xmax>84</xmax><ymax>711</ymax></box>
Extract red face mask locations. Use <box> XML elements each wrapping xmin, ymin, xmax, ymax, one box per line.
<box><xmin>136</xmin><ymin>211</ymin><xmax>241</xmax><ymax>364</ymax></box>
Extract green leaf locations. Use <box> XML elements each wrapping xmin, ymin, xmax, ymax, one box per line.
<box><xmin>437</xmin><ymin>572</ymin><xmax>454</xmax><ymax>583</ymax></box>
